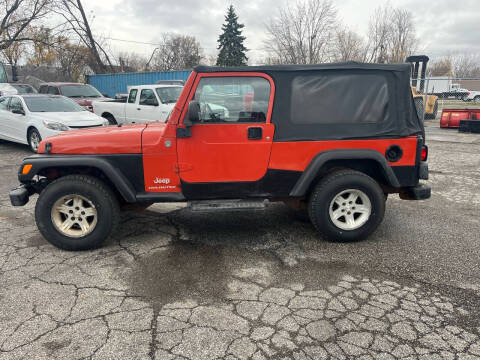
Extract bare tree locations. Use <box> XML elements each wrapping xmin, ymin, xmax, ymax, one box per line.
<box><xmin>429</xmin><ymin>57</ymin><xmax>453</xmax><ymax>77</ymax></box>
<box><xmin>365</xmin><ymin>6</ymin><xmax>391</xmax><ymax>63</ymax></box>
<box><xmin>333</xmin><ymin>28</ymin><xmax>366</xmax><ymax>62</ymax></box>
<box><xmin>115</xmin><ymin>51</ymin><xmax>147</xmax><ymax>72</ymax></box>
<box><xmin>151</xmin><ymin>33</ymin><xmax>202</xmax><ymax>71</ymax></box>
<box><xmin>0</xmin><ymin>0</ymin><xmax>49</xmax><ymax>50</ymax></box>
<box><xmin>388</xmin><ymin>8</ymin><xmax>417</xmax><ymax>63</ymax></box>
<box><xmin>365</xmin><ymin>5</ymin><xmax>417</xmax><ymax>63</ymax></box>
<box><xmin>451</xmin><ymin>53</ymin><xmax>480</xmax><ymax>78</ymax></box>
<box><xmin>265</xmin><ymin>0</ymin><xmax>337</xmax><ymax>64</ymax></box>
<box><xmin>54</xmin><ymin>0</ymin><xmax>114</xmax><ymax>73</ymax></box>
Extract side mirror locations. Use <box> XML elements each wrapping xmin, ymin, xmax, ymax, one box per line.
<box><xmin>102</xmin><ymin>93</ymin><xmax>109</xmax><ymax>98</ymax></box>
<box><xmin>185</xmin><ymin>100</ymin><xmax>200</xmax><ymax>126</ymax></box>
<box><xmin>12</xmin><ymin>108</ymin><xmax>25</xmax><ymax>115</ymax></box>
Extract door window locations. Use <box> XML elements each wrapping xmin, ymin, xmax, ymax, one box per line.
<box><xmin>47</xmin><ymin>86</ymin><xmax>59</xmax><ymax>95</ymax></box>
<box><xmin>128</xmin><ymin>89</ymin><xmax>138</xmax><ymax>103</ymax></box>
<box><xmin>193</xmin><ymin>77</ymin><xmax>270</xmax><ymax>123</ymax></box>
<box><xmin>139</xmin><ymin>89</ymin><xmax>158</xmax><ymax>106</ymax></box>
<box><xmin>0</xmin><ymin>97</ymin><xmax>9</xmax><ymax>110</ymax></box>
<box><xmin>39</xmin><ymin>85</ymin><xmax>47</xmax><ymax>94</ymax></box>
<box><xmin>9</xmin><ymin>97</ymin><xmax>24</xmax><ymax>112</ymax></box>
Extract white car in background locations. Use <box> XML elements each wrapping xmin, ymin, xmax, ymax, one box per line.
<box><xmin>0</xmin><ymin>83</ymin><xmax>37</xmax><ymax>96</ymax></box>
<box><xmin>0</xmin><ymin>94</ymin><xmax>107</xmax><ymax>152</ymax></box>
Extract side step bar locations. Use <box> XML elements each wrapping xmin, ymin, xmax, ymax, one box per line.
<box><xmin>188</xmin><ymin>199</ymin><xmax>269</xmax><ymax>212</ymax></box>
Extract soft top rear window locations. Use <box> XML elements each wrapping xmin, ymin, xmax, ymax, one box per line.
<box><xmin>291</xmin><ymin>73</ymin><xmax>388</xmax><ymax>125</ymax></box>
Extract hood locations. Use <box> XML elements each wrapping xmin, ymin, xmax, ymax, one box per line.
<box><xmin>31</xmin><ymin>111</ymin><xmax>105</xmax><ymax>127</ymax></box>
<box><xmin>38</xmin><ymin>124</ymin><xmax>149</xmax><ymax>154</ymax></box>
<box><xmin>72</xmin><ymin>97</ymin><xmax>110</xmax><ymax>106</ymax></box>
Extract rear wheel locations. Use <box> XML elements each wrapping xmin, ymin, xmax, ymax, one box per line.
<box><xmin>308</xmin><ymin>170</ymin><xmax>386</xmax><ymax>242</ymax></box>
<box><xmin>27</xmin><ymin>128</ymin><xmax>42</xmax><ymax>153</ymax></box>
<box><xmin>474</xmin><ymin>96</ymin><xmax>480</xmax><ymax>104</ymax></box>
<box><xmin>35</xmin><ymin>175</ymin><xmax>120</xmax><ymax>250</ymax></box>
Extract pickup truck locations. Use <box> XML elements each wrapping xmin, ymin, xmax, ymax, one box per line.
<box><xmin>9</xmin><ymin>63</ymin><xmax>430</xmax><ymax>250</ymax></box>
<box><xmin>464</xmin><ymin>90</ymin><xmax>480</xmax><ymax>103</ymax></box>
<box><xmin>92</xmin><ymin>84</ymin><xmax>183</xmax><ymax>125</ymax></box>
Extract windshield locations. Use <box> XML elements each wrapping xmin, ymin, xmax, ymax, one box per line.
<box><xmin>12</xmin><ymin>84</ymin><xmax>37</xmax><ymax>94</ymax></box>
<box><xmin>155</xmin><ymin>87</ymin><xmax>183</xmax><ymax>104</ymax></box>
<box><xmin>59</xmin><ymin>84</ymin><xmax>102</xmax><ymax>98</ymax></box>
<box><xmin>24</xmin><ymin>97</ymin><xmax>86</xmax><ymax>112</ymax></box>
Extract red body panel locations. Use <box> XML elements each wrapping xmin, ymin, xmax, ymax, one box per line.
<box><xmin>440</xmin><ymin>109</ymin><xmax>480</xmax><ymax>128</ymax></box>
<box><xmin>269</xmin><ymin>137</ymin><xmax>418</xmax><ymax>172</ymax></box>
<box><xmin>142</xmin><ymin>123</ymin><xmax>182</xmax><ymax>193</ymax></box>
<box><xmin>38</xmin><ymin>124</ymin><xmax>146</xmax><ymax>154</ymax></box>
<box><xmin>177</xmin><ymin>123</ymin><xmax>275</xmax><ymax>183</ymax></box>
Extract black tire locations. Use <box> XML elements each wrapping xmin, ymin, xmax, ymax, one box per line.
<box><xmin>27</xmin><ymin>128</ymin><xmax>42</xmax><ymax>153</ymax></box>
<box><xmin>35</xmin><ymin>175</ymin><xmax>120</xmax><ymax>250</ymax></box>
<box><xmin>308</xmin><ymin>169</ymin><xmax>386</xmax><ymax>242</ymax></box>
<box><xmin>103</xmin><ymin>113</ymin><xmax>117</xmax><ymax>125</ymax></box>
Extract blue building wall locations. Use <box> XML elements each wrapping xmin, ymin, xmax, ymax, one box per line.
<box><xmin>87</xmin><ymin>70</ymin><xmax>192</xmax><ymax>98</ymax></box>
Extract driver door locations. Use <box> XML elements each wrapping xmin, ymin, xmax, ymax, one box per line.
<box><xmin>176</xmin><ymin>74</ymin><xmax>275</xmax><ymax>188</ymax></box>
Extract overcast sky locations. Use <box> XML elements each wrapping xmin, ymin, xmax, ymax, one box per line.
<box><xmin>83</xmin><ymin>0</ymin><xmax>480</xmax><ymax>63</ymax></box>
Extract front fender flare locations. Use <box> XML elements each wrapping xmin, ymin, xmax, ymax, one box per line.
<box><xmin>18</xmin><ymin>155</ymin><xmax>137</xmax><ymax>202</ymax></box>
<box><xmin>289</xmin><ymin>149</ymin><xmax>400</xmax><ymax>197</ymax></box>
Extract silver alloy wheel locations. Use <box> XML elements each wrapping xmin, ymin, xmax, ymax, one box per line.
<box><xmin>51</xmin><ymin>194</ymin><xmax>98</xmax><ymax>238</ymax></box>
<box><xmin>475</xmin><ymin>97</ymin><xmax>480</xmax><ymax>104</ymax></box>
<box><xmin>29</xmin><ymin>130</ymin><xmax>41</xmax><ymax>152</ymax></box>
<box><xmin>329</xmin><ymin>189</ymin><xmax>372</xmax><ymax>231</ymax></box>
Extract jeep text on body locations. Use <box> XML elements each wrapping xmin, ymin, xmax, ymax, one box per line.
<box><xmin>10</xmin><ymin>63</ymin><xmax>430</xmax><ymax>250</ymax></box>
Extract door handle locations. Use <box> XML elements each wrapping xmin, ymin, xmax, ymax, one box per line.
<box><xmin>247</xmin><ymin>127</ymin><xmax>262</xmax><ymax>140</ymax></box>
<box><xmin>137</xmin><ymin>108</ymin><xmax>141</xmax><ymax>110</ymax></box>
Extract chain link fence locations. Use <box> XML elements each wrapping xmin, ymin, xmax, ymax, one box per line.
<box><xmin>412</xmin><ymin>77</ymin><xmax>480</xmax><ymax>127</ymax></box>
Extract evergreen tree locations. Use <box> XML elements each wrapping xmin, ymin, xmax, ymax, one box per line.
<box><xmin>216</xmin><ymin>5</ymin><xmax>248</xmax><ymax>66</ymax></box>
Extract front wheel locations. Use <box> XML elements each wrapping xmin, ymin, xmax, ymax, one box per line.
<box><xmin>474</xmin><ymin>96</ymin><xmax>480</xmax><ymax>104</ymax></box>
<box><xmin>308</xmin><ymin>170</ymin><xmax>386</xmax><ymax>242</ymax></box>
<box><xmin>35</xmin><ymin>175</ymin><xmax>120</xmax><ymax>250</ymax></box>
<box><xmin>28</xmin><ymin>128</ymin><xmax>42</xmax><ymax>153</ymax></box>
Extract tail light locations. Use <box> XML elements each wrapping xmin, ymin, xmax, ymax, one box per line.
<box><xmin>421</xmin><ymin>145</ymin><xmax>428</xmax><ymax>161</ymax></box>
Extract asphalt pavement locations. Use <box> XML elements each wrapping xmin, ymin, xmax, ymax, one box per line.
<box><xmin>0</xmin><ymin>126</ymin><xmax>479</xmax><ymax>359</ymax></box>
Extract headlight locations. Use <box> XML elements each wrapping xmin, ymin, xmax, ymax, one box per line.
<box><xmin>43</xmin><ymin>120</ymin><xmax>70</xmax><ymax>131</ymax></box>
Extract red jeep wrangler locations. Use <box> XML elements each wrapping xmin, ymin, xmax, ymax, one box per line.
<box><xmin>10</xmin><ymin>63</ymin><xmax>430</xmax><ymax>250</ymax></box>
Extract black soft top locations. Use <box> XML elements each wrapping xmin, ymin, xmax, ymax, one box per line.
<box><xmin>194</xmin><ymin>62</ymin><xmax>423</xmax><ymax>141</ymax></box>
<box><xmin>194</xmin><ymin>62</ymin><xmax>411</xmax><ymax>73</ymax></box>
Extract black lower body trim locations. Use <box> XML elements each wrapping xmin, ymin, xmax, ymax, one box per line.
<box><xmin>136</xmin><ymin>192</ymin><xmax>186</xmax><ymax>202</ymax></box>
<box><xmin>392</xmin><ymin>166</ymin><xmax>420</xmax><ymax>187</ymax></box>
<box><xmin>180</xmin><ymin>169</ymin><xmax>303</xmax><ymax>200</ymax></box>
<box><xmin>399</xmin><ymin>184</ymin><xmax>431</xmax><ymax>200</ymax></box>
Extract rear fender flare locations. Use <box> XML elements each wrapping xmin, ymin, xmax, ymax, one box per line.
<box><xmin>289</xmin><ymin>149</ymin><xmax>400</xmax><ymax>197</ymax></box>
<box><xmin>19</xmin><ymin>155</ymin><xmax>137</xmax><ymax>202</ymax></box>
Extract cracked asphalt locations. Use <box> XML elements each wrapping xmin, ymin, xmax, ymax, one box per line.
<box><xmin>1</xmin><ymin>126</ymin><xmax>480</xmax><ymax>360</ymax></box>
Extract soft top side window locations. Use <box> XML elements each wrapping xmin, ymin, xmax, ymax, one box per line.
<box><xmin>193</xmin><ymin>76</ymin><xmax>270</xmax><ymax>123</ymax></box>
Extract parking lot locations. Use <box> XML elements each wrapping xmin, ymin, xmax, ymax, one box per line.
<box><xmin>0</xmin><ymin>126</ymin><xmax>479</xmax><ymax>359</ymax></box>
